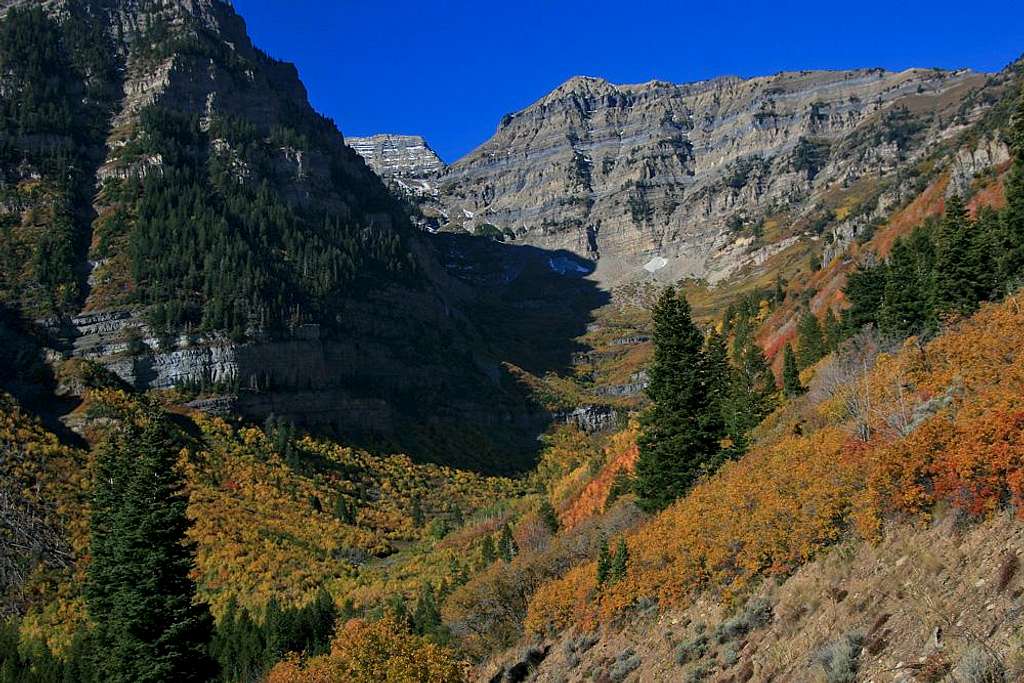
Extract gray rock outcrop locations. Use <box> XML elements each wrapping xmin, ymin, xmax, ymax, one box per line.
<box><xmin>428</xmin><ymin>68</ymin><xmax>997</xmax><ymax>285</ymax></box>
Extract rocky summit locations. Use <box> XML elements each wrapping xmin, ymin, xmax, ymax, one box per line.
<box><xmin>347</xmin><ymin>133</ymin><xmax>445</xmax><ymax>179</ymax></box>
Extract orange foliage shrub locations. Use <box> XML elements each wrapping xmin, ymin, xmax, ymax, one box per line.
<box><xmin>527</xmin><ymin>293</ymin><xmax>1024</xmax><ymax>634</ymax></box>
<box><xmin>266</xmin><ymin>616</ymin><xmax>468</xmax><ymax>682</ymax></box>
<box><xmin>558</xmin><ymin>426</ymin><xmax>638</xmax><ymax>531</ymax></box>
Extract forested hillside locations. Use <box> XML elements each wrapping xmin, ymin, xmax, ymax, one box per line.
<box><xmin>0</xmin><ymin>0</ymin><xmax>559</xmax><ymax>472</ymax></box>
<box><xmin>2</xmin><ymin>0</ymin><xmax>1024</xmax><ymax>681</ymax></box>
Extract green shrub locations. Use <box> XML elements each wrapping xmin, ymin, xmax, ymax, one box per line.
<box><xmin>675</xmin><ymin>634</ymin><xmax>709</xmax><ymax>665</ymax></box>
<box><xmin>814</xmin><ymin>631</ymin><xmax>865</xmax><ymax>683</ymax></box>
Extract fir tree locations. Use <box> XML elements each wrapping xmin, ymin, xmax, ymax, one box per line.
<box><xmin>843</xmin><ymin>260</ymin><xmax>886</xmax><ymax>332</ymax></box>
<box><xmin>498</xmin><ymin>523</ymin><xmax>517</xmax><ymax>562</ymax></box>
<box><xmin>480</xmin><ymin>535</ymin><xmax>497</xmax><ymax>567</ymax></box>
<box><xmin>782</xmin><ymin>343</ymin><xmax>804</xmax><ymax>397</ymax></box>
<box><xmin>410</xmin><ymin>498</ymin><xmax>425</xmax><ymax>527</ymax></box>
<box><xmin>970</xmin><ymin>207</ymin><xmax>1002</xmax><ymax>301</ymax></box>
<box><xmin>85</xmin><ymin>403</ymin><xmax>216</xmax><ymax>683</ymax></box>
<box><xmin>796</xmin><ymin>310</ymin><xmax>825</xmax><ymax>369</ymax></box>
<box><xmin>1000</xmin><ymin>90</ymin><xmax>1024</xmax><ymax>286</ymax></box>
<box><xmin>610</xmin><ymin>539</ymin><xmax>629</xmax><ymax>583</ymax></box>
<box><xmin>635</xmin><ymin>287</ymin><xmax>725</xmax><ymax>512</ymax></box>
<box><xmin>773</xmin><ymin>275</ymin><xmax>787</xmax><ymax>305</ymax></box>
<box><xmin>704</xmin><ymin>329</ymin><xmax>731</xmax><ymax>417</ymax></box>
<box><xmin>411</xmin><ymin>583</ymin><xmax>447</xmax><ymax>643</ymax></box>
<box><xmin>822</xmin><ymin>308</ymin><xmax>843</xmax><ymax>353</ymax></box>
<box><xmin>932</xmin><ymin>195</ymin><xmax>978</xmax><ymax>316</ymax></box>
<box><xmin>596</xmin><ymin>537</ymin><xmax>612</xmax><ymax>586</ymax></box>
<box><xmin>538</xmin><ymin>498</ymin><xmax>559</xmax><ymax>534</ymax></box>
<box><xmin>723</xmin><ymin>333</ymin><xmax>777</xmax><ymax>454</ymax></box>
<box><xmin>333</xmin><ymin>495</ymin><xmax>356</xmax><ymax>524</ymax></box>
<box><xmin>879</xmin><ymin>229</ymin><xmax>935</xmax><ymax>336</ymax></box>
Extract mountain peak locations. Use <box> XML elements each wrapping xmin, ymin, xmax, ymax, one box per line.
<box><xmin>346</xmin><ymin>133</ymin><xmax>445</xmax><ymax>178</ymax></box>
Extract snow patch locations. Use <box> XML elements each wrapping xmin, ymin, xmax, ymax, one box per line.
<box><xmin>643</xmin><ymin>256</ymin><xmax>668</xmax><ymax>273</ymax></box>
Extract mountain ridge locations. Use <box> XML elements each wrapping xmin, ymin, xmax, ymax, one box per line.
<box><xmin>375</xmin><ymin>63</ymin><xmax>1006</xmax><ymax>290</ymax></box>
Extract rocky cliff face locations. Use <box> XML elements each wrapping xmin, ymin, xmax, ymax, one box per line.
<box><xmin>347</xmin><ymin>134</ymin><xmax>444</xmax><ymax>179</ymax></box>
<box><xmin>347</xmin><ymin>133</ymin><xmax>445</xmax><ymax>201</ymax></box>
<box><xmin>0</xmin><ymin>0</ymin><xmax>562</xmax><ymax>472</ymax></box>
<box><xmin>432</xmin><ymin>68</ymin><xmax>997</xmax><ymax>285</ymax></box>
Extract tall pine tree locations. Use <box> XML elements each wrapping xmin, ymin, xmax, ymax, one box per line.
<box><xmin>721</xmin><ymin>328</ymin><xmax>776</xmax><ymax>455</ymax></box>
<box><xmin>635</xmin><ymin>287</ymin><xmax>725</xmax><ymax>512</ymax></box>
<box><xmin>879</xmin><ymin>228</ymin><xmax>935</xmax><ymax>336</ymax></box>
<box><xmin>1000</xmin><ymin>90</ymin><xmax>1024</xmax><ymax>286</ymax></box>
<box><xmin>86</xmin><ymin>404</ymin><xmax>216</xmax><ymax>683</ymax></box>
<box><xmin>843</xmin><ymin>259</ymin><xmax>886</xmax><ymax>333</ymax></box>
<box><xmin>795</xmin><ymin>310</ymin><xmax>825</xmax><ymax>368</ymax></box>
<box><xmin>782</xmin><ymin>343</ymin><xmax>804</xmax><ymax>398</ymax></box>
<box><xmin>932</xmin><ymin>195</ymin><xmax>978</xmax><ymax>316</ymax></box>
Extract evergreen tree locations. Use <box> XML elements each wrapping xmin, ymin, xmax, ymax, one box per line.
<box><xmin>262</xmin><ymin>598</ymin><xmax>292</xmax><ymax>669</ymax></box>
<box><xmin>498</xmin><ymin>523</ymin><xmax>517</xmax><ymax>562</ymax></box>
<box><xmin>795</xmin><ymin>310</ymin><xmax>825</xmax><ymax>369</ymax></box>
<box><xmin>878</xmin><ymin>229</ymin><xmax>935</xmax><ymax>336</ymax></box>
<box><xmin>596</xmin><ymin>538</ymin><xmax>612</xmax><ymax>586</ymax></box>
<box><xmin>704</xmin><ymin>329</ymin><xmax>731</xmax><ymax>403</ymax></box>
<box><xmin>384</xmin><ymin>594</ymin><xmax>409</xmax><ymax>627</ymax></box>
<box><xmin>610</xmin><ymin>539</ymin><xmax>629</xmax><ymax>583</ymax></box>
<box><xmin>773</xmin><ymin>275</ymin><xmax>787</xmax><ymax>305</ymax></box>
<box><xmin>538</xmin><ymin>498</ymin><xmax>559</xmax><ymax>534</ymax></box>
<box><xmin>85</xmin><ymin>404</ymin><xmax>216</xmax><ymax>683</ymax></box>
<box><xmin>410</xmin><ymin>498</ymin><xmax>425</xmax><ymax>528</ymax></box>
<box><xmin>932</xmin><ymin>195</ymin><xmax>978</xmax><ymax>316</ymax></box>
<box><xmin>635</xmin><ymin>287</ymin><xmax>725</xmax><ymax>512</ymax></box>
<box><xmin>970</xmin><ymin>207</ymin><xmax>1002</xmax><ymax>301</ymax></box>
<box><xmin>1000</xmin><ymin>90</ymin><xmax>1024</xmax><ymax>286</ymax></box>
<box><xmin>843</xmin><ymin>260</ymin><xmax>886</xmax><ymax>332</ymax></box>
<box><xmin>411</xmin><ymin>583</ymin><xmax>447</xmax><ymax>643</ymax></box>
<box><xmin>782</xmin><ymin>343</ymin><xmax>804</xmax><ymax>398</ymax></box>
<box><xmin>723</xmin><ymin>334</ymin><xmax>777</xmax><ymax>454</ymax></box>
<box><xmin>333</xmin><ymin>495</ymin><xmax>356</xmax><ymax>524</ymax></box>
<box><xmin>822</xmin><ymin>308</ymin><xmax>843</xmax><ymax>353</ymax></box>
<box><xmin>479</xmin><ymin>535</ymin><xmax>497</xmax><ymax>567</ymax></box>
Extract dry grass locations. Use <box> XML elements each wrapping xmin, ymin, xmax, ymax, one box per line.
<box><xmin>515</xmin><ymin>511</ymin><xmax>1024</xmax><ymax>683</ymax></box>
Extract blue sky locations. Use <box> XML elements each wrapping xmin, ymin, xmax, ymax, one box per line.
<box><xmin>232</xmin><ymin>0</ymin><xmax>1024</xmax><ymax>163</ymax></box>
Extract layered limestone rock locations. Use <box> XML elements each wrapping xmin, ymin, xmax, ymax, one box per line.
<box><xmin>432</xmin><ymin>68</ymin><xmax>994</xmax><ymax>285</ymax></box>
<box><xmin>347</xmin><ymin>134</ymin><xmax>445</xmax><ymax>178</ymax></box>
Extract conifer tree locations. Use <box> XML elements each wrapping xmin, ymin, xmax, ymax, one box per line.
<box><xmin>782</xmin><ymin>343</ymin><xmax>804</xmax><ymax>397</ymax></box>
<box><xmin>539</xmin><ymin>498</ymin><xmax>559</xmax><ymax>534</ymax></box>
<box><xmin>610</xmin><ymin>539</ymin><xmax>629</xmax><ymax>583</ymax></box>
<box><xmin>480</xmin><ymin>535</ymin><xmax>497</xmax><ymax>567</ymax></box>
<box><xmin>596</xmin><ymin>538</ymin><xmax>612</xmax><ymax>586</ymax></box>
<box><xmin>498</xmin><ymin>523</ymin><xmax>517</xmax><ymax>562</ymax></box>
<box><xmin>1000</xmin><ymin>90</ymin><xmax>1024</xmax><ymax>285</ymax></box>
<box><xmin>843</xmin><ymin>260</ymin><xmax>886</xmax><ymax>332</ymax></box>
<box><xmin>411</xmin><ymin>583</ymin><xmax>443</xmax><ymax>639</ymax></box>
<box><xmin>85</xmin><ymin>404</ymin><xmax>216</xmax><ymax>683</ymax></box>
<box><xmin>970</xmin><ymin>207</ymin><xmax>1002</xmax><ymax>301</ymax></box>
<box><xmin>879</xmin><ymin>230</ymin><xmax>935</xmax><ymax>336</ymax></box>
<box><xmin>703</xmin><ymin>329</ymin><xmax>732</xmax><ymax>445</ymax></box>
<box><xmin>822</xmin><ymin>308</ymin><xmax>843</xmax><ymax>353</ymax></box>
<box><xmin>932</xmin><ymin>195</ymin><xmax>978</xmax><ymax>316</ymax></box>
<box><xmin>635</xmin><ymin>287</ymin><xmax>725</xmax><ymax>512</ymax></box>
<box><xmin>723</xmin><ymin>334</ymin><xmax>777</xmax><ymax>454</ymax></box>
<box><xmin>796</xmin><ymin>310</ymin><xmax>825</xmax><ymax>368</ymax></box>
<box><xmin>773</xmin><ymin>275</ymin><xmax>787</xmax><ymax>305</ymax></box>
